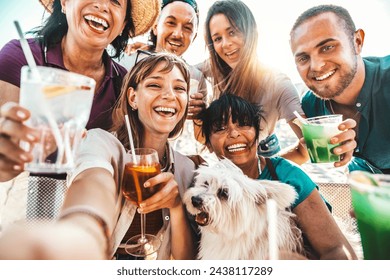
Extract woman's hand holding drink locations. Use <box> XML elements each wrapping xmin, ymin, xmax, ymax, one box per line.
<box><xmin>121</xmin><ymin>148</ymin><xmax>162</xmax><ymax>258</ymax></box>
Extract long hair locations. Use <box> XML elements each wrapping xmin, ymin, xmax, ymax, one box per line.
<box><xmin>30</xmin><ymin>0</ymin><xmax>134</xmax><ymax>59</ymax></box>
<box><xmin>111</xmin><ymin>53</ymin><xmax>190</xmax><ymax>149</ymax></box>
<box><xmin>200</xmin><ymin>93</ymin><xmax>262</xmax><ymax>147</ymax></box>
<box><xmin>205</xmin><ymin>0</ymin><xmax>269</xmax><ymax>103</ymax></box>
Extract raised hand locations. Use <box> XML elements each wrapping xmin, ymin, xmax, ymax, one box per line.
<box><xmin>330</xmin><ymin>118</ymin><xmax>357</xmax><ymax>167</ymax></box>
<box><xmin>0</xmin><ymin>102</ymin><xmax>40</xmax><ymax>181</ymax></box>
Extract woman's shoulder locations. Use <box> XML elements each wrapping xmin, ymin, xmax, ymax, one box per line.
<box><xmin>110</xmin><ymin>56</ymin><xmax>128</xmax><ymax>77</ymax></box>
<box><xmin>271</xmin><ymin>157</ymin><xmax>317</xmax><ymax>203</ymax></box>
<box><xmin>257</xmin><ymin>65</ymin><xmax>296</xmax><ymax>93</ymax></box>
<box><xmin>271</xmin><ymin>157</ymin><xmax>308</xmax><ymax>175</ymax></box>
<box><xmin>0</xmin><ymin>39</ymin><xmax>44</xmax><ymax>86</ymax></box>
<box><xmin>84</xmin><ymin>129</ymin><xmax>122</xmax><ymax>148</ymax></box>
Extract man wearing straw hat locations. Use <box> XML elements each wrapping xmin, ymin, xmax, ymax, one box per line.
<box><xmin>0</xmin><ymin>0</ymin><xmax>160</xmax><ymax>228</ymax></box>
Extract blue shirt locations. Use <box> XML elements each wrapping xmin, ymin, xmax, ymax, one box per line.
<box><xmin>259</xmin><ymin>157</ymin><xmax>331</xmax><ymax>211</ymax></box>
<box><xmin>301</xmin><ymin>56</ymin><xmax>390</xmax><ymax>174</ymax></box>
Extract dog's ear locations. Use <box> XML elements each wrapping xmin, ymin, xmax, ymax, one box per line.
<box><xmin>255</xmin><ymin>194</ymin><xmax>267</xmax><ymax>205</ymax></box>
<box><xmin>240</xmin><ymin>176</ymin><xmax>268</xmax><ymax>206</ymax></box>
<box><xmin>261</xmin><ymin>180</ymin><xmax>297</xmax><ymax>209</ymax></box>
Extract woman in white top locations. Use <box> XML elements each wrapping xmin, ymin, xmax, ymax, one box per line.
<box><xmin>0</xmin><ymin>53</ymin><xmax>198</xmax><ymax>260</ymax></box>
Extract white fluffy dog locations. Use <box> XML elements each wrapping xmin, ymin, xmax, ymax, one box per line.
<box><xmin>183</xmin><ymin>159</ymin><xmax>304</xmax><ymax>260</ymax></box>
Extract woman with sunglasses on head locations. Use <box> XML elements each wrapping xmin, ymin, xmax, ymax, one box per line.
<box><xmin>0</xmin><ymin>53</ymin><xmax>198</xmax><ymax>260</ymax></box>
<box><xmin>0</xmin><ymin>0</ymin><xmax>160</xmax><ymax>182</ymax></box>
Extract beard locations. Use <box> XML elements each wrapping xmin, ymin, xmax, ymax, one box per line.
<box><xmin>310</xmin><ymin>56</ymin><xmax>358</xmax><ymax>100</ymax></box>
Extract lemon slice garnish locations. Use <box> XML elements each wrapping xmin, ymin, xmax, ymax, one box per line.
<box><xmin>42</xmin><ymin>85</ymin><xmax>78</xmax><ymax>98</ymax></box>
<box><xmin>42</xmin><ymin>85</ymin><xmax>91</xmax><ymax>98</ymax></box>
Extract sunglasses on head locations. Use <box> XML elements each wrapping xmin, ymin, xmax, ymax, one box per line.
<box><xmin>134</xmin><ymin>49</ymin><xmax>153</xmax><ymax>65</ymax></box>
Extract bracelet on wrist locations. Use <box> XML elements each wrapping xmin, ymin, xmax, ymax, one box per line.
<box><xmin>59</xmin><ymin>205</ymin><xmax>111</xmax><ymax>259</ymax></box>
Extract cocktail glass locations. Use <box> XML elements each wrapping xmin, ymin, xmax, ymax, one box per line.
<box><xmin>19</xmin><ymin>66</ymin><xmax>95</xmax><ymax>173</ymax></box>
<box><xmin>301</xmin><ymin>114</ymin><xmax>342</xmax><ymax>164</ymax></box>
<box><xmin>349</xmin><ymin>171</ymin><xmax>390</xmax><ymax>260</ymax></box>
<box><xmin>122</xmin><ymin>148</ymin><xmax>162</xmax><ymax>258</ymax></box>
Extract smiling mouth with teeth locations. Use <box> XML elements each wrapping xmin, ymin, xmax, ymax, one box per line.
<box><xmin>227</xmin><ymin>143</ymin><xmax>246</xmax><ymax>153</ymax></box>
<box><xmin>314</xmin><ymin>70</ymin><xmax>336</xmax><ymax>81</ymax></box>
<box><xmin>168</xmin><ymin>41</ymin><xmax>182</xmax><ymax>48</ymax></box>
<box><xmin>226</xmin><ymin>49</ymin><xmax>238</xmax><ymax>57</ymax></box>
<box><xmin>84</xmin><ymin>15</ymin><xmax>109</xmax><ymax>31</ymax></box>
<box><xmin>154</xmin><ymin>107</ymin><xmax>176</xmax><ymax>116</ymax></box>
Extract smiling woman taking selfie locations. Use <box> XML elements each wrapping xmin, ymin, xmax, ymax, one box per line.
<box><xmin>0</xmin><ymin>0</ymin><xmax>160</xmax><ymax>182</ymax></box>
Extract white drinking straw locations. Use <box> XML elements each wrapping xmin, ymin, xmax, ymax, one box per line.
<box><xmin>14</xmin><ymin>21</ymin><xmax>37</xmax><ymax>69</ymax></box>
<box><xmin>124</xmin><ymin>115</ymin><xmax>137</xmax><ymax>163</ymax></box>
<box><xmin>267</xmin><ymin>198</ymin><xmax>279</xmax><ymax>260</ymax></box>
<box><xmin>14</xmin><ymin>21</ymin><xmax>66</xmax><ymax>166</ymax></box>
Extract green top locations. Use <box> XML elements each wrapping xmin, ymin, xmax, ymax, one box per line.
<box><xmin>259</xmin><ymin>157</ymin><xmax>331</xmax><ymax>211</ymax></box>
<box><xmin>301</xmin><ymin>56</ymin><xmax>390</xmax><ymax>174</ymax></box>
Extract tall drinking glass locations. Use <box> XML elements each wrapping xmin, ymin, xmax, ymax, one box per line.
<box><xmin>349</xmin><ymin>171</ymin><xmax>390</xmax><ymax>259</ymax></box>
<box><xmin>122</xmin><ymin>148</ymin><xmax>162</xmax><ymax>257</ymax></box>
<box><xmin>19</xmin><ymin>66</ymin><xmax>95</xmax><ymax>173</ymax></box>
<box><xmin>301</xmin><ymin>114</ymin><xmax>342</xmax><ymax>164</ymax></box>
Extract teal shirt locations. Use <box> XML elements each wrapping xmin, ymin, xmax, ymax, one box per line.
<box><xmin>259</xmin><ymin>157</ymin><xmax>331</xmax><ymax>211</ymax></box>
<box><xmin>301</xmin><ymin>56</ymin><xmax>390</xmax><ymax>174</ymax></box>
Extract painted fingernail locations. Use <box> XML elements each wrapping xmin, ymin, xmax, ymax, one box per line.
<box><xmin>20</xmin><ymin>154</ymin><xmax>29</xmax><ymax>161</ymax></box>
<box><xmin>16</xmin><ymin>110</ymin><xmax>27</xmax><ymax>119</ymax></box>
<box><xmin>333</xmin><ymin>148</ymin><xmax>341</xmax><ymax>154</ymax></box>
<box><xmin>26</xmin><ymin>134</ymin><xmax>36</xmax><ymax>141</ymax></box>
<box><xmin>13</xmin><ymin>165</ymin><xmax>22</xmax><ymax>171</ymax></box>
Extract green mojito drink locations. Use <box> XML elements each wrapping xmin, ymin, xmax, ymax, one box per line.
<box><xmin>301</xmin><ymin>115</ymin><xmax>342</xmax><ymax>163</ymax></box>
<box><xmin>349</xmin><ymin>171</ymin><xmax>390</xmax><ymax>260</ymax></box>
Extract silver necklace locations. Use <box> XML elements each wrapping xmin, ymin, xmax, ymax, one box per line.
<box><xmin>257</xmin><ymin>157</ymin><xmax>262</xmax><ymax>177</ymax></box>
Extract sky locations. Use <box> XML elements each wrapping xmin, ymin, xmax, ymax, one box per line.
<box><xmin>1</xmin><ymin>0</ymin><xmax>389</xmax><ymax>83</ymax></box>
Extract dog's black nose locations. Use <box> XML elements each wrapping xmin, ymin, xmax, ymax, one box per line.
<box><xmin>191</xmin><ymin>196</ymin><xmax>203</xmax><ymax>208</ymax></box>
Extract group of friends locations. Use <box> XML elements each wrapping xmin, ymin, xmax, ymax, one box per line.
<box><xmin>0</xmin><ymin>0</ymin><xmax>388</xmax><ymax>260</ymax></box>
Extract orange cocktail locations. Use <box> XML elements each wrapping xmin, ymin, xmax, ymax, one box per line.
<box><xmin>122</xmin><ymin>162</ymin><xmax>161</xmax><ymax>204</ymax></box>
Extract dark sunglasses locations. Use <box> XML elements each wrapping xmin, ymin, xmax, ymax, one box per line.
<box><xmin>134</xmin><ymin>49</ymin><xmax>153</xmax><ymax>65</ymax></box>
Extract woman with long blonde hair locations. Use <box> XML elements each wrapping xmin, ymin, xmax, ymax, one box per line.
<box><xmin>203</xmin><ymin>0</ymin><xmax>307</xmax><ymax>162</ymax></box>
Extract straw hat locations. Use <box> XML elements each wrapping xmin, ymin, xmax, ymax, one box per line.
<box><xmin>39</xmin><ymin>0</ymin><xmax>161</xmax><ymax>37</ymax></box>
